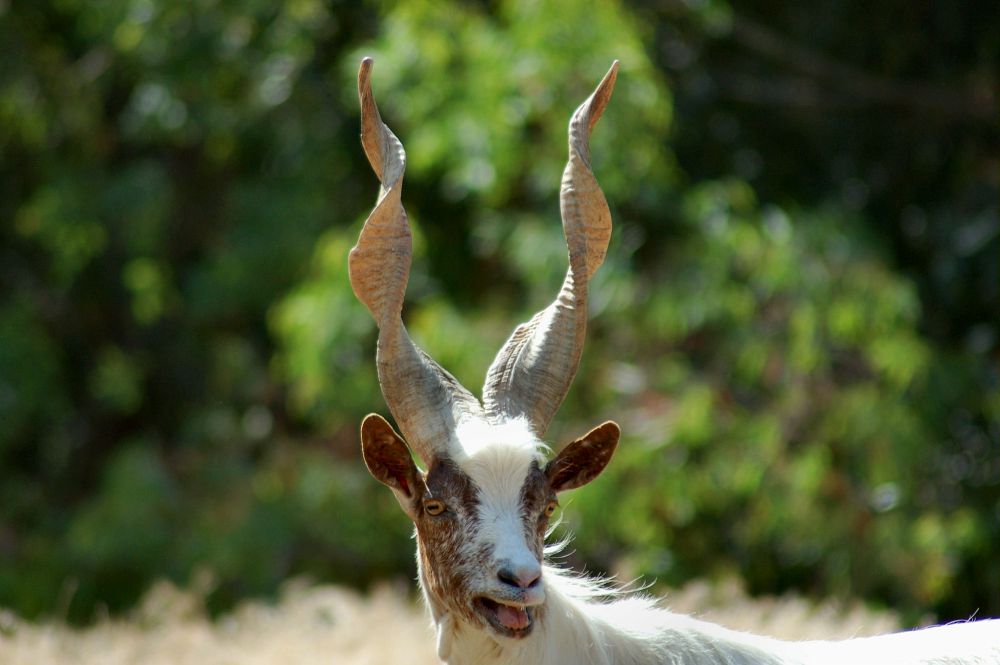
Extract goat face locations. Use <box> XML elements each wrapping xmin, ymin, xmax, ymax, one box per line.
<box><xmin>361</xmin><ymin>414</ymin><xmax>620</xmax><ymax>640</ymax></box>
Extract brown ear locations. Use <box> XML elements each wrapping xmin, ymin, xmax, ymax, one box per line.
<box><xmin>544</xmin><ymin>421</ymin><xmax>620</xmax><ymax>493</ymax></box>
<box><xmin>360</xmin><ymin>413</ymin><xmax>424</xmax><ymax>517</ymax></box>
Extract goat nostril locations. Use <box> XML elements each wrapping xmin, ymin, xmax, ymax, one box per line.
<box><xmin>497</xmin><ymin>569</ymin><xmax>519</xmax><ymax>588</ymax></box>
<box><xmin>498</xmin><ymin>567</ymin><xmax>542</xmax><ymax>590</ymax></box>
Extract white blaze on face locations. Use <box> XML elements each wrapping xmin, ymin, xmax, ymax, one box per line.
<box><xmin>454</xmin><ymin>419</ymin><xmax>548</xmax><ymax>605</ymax></box>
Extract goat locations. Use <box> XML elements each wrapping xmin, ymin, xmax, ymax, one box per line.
<box><xmin>348</xmin><ymin>57</ymin><xmax>1000</xmax><ymax>665</ymax></box>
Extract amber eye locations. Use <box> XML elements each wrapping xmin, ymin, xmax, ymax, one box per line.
<box><xmin>543</xmin><ymin>501</ymin><xmax>558</xmax><ymax>518</ymax></box>
<box><xmin>424</xmin><ymin>499</ymin><xmax>447</xmax><ymax>516</ymax></box>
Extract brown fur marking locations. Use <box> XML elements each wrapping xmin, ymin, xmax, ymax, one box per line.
<box><xmin>416</xmin><ymin>458</ymin><xmax>485</xmax><ymax>626</ymax></box>
<box><xmin>519</xmin><ymin>462</ymin><xmax>555</xmax><ymax>558</ymax></box>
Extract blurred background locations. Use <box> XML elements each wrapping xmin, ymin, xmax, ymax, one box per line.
<box><xmin>1</xmin><ymin>0</ymin><xmax>997</xmax><ymax>629</ymax></box>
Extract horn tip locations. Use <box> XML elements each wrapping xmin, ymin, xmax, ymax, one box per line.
<box><xmin>602</xmin><ymin>60</ymin><xmax>620</xmax><ymax>87</ymax></box>
<box><xmin>576</xmin><ymin>60</ymin><xmax>618</xmax><ymax>130</ymax></box>
<box><xmin>359</xmin><ymin>57</ymin><xmax>374</xmax><ymax>86</ymax></box>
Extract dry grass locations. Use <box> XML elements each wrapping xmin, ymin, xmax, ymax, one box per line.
<box><xmin>0</xmin><ymin>578</ymin><xmax>902</xmax><ymax>664</ymax></box>
<box><xmin>660</xmin><ymin>578</ymin><xmax>903</xmax><ymax>640</ymax></box>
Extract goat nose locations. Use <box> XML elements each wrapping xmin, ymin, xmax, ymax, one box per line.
<box><xmin>497</xmin><ymin>564</ymin><xmax>542</xmax><ymax>590</ymax></box>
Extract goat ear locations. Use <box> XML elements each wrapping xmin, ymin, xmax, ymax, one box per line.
<box><xmin>360</xmin><ymin>413</ymin><xmax>424</xmax><ymax>518</ymax></box>
<box><xmin>545</xmin><ymin>421</ymin><xmax>620</xmax><ymax>493</ymax></box>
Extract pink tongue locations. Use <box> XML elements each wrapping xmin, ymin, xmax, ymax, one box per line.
<box><xmin>496</xmin><ymin>604</ymin><xmax>530</xmax><ymax>630</ymax></box>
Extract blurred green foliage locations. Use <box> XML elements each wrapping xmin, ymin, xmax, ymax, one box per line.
<box><xmin>1</xmin><ymin>0</ymin><xmax>996</xmax><ymax>626</ymax></box>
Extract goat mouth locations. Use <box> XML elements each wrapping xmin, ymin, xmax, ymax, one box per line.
<box><xmin>474</xmin><ymin>597</ymin><xmax>535</xmax><ymax>639</ymax></box>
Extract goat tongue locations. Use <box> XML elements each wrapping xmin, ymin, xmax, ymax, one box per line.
<box><xmin>496</xmin><ymin>603</ymin><xmax>530</xmax><ymax>630</ymax></box>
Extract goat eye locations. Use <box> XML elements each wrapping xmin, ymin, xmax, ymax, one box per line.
<box><xmin>543</xmin><ymin>501</ymin><xmax>558</xmax><ymax>518</ymax></box>
<box><xmin>424</xmin><ymin>500</ymin><xmax>447</xmax><ymax>516</ymax></box>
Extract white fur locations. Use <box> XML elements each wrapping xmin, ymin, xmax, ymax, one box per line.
<box><xmin>419</xmin><ymin>420</ymin><xmax>1000</xmax><ymax>665</ymax></box>
<box><xmin>463</xmin><ymin>444</ymin><xmax>542</xmax><ymax>585</ymax></box>
<box><xmin>431</xmin><ymin>564</ymin><xmax>1000</xmax><ymax>665</ymax></box>
<box><xmin>451</xmin><ymin>426</ymin><xmax>549</xmax><ymax>610</ymax></box>
<box><xmin>452</xmin><ymin>417</ymin><xmax>547</xmax><ymax>460</ymax></box>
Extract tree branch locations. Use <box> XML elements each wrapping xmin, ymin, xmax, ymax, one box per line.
<box><xmin>655</xmin><ymin>0</ymin><xmax>997</xmax><ymax>122</ymax></box>
<box><xmin>727</xmin><ymin>14</ymin><xmax>996</xmax><ymax>121</ymax></box>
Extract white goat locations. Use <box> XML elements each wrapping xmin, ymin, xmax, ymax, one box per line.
<box><xmin>348</xmin><ymin>57</ymin><xmax>1000</xmax><ymax>665</ymax></box>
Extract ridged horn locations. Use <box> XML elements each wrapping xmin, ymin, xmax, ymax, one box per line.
<box><xmin>349</xmin><ymin>57</ymin><xmax>486</xmax><ymax>465</ymax></box>
<box><xmin>482</xmin><ymin>61</ymin><xmax>619</xmax><ymax>435</ymax></box>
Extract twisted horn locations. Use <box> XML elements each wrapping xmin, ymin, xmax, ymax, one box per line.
<box><xmin>350</xmin><ymin>57</ymin><xmax>486</xmax><ymax>464</ymax></box>
<box><xmin>483</xmin><ymin>61</ymin><xmax>619</xmax><ymax>435</ymax></box>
